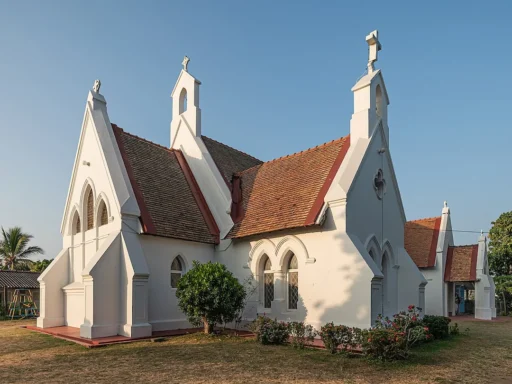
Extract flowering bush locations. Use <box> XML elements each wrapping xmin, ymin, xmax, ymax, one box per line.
<box><xmin>422</xmin><ymin>315</ymin><xmax>451</xmax><ymax>339</ymax></box>
<box><xmin>249</xmin><ymin>316</ymin><xmax>289</xmax><ymax>345</ymax></box>
<box><xmin>319</xmin><ymin>323</ymin><xmax>361</xmax><ymax>354</ymax></box>
<box><xmin>289</xmin><ymin>321</ymin><xmax>316</xmax><ymax>349</ymax></box>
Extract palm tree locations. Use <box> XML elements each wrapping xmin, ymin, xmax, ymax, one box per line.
<box><xmin>0</xmin><ymin>227</ymin><xmax>44</xmax><ymax>270</ymax></box>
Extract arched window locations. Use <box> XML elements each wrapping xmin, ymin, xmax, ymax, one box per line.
<box><xmin>98</xmin><ymin>200</ymin><xmax>108</xmax><ymax>226</ymax></box>
<box><xmin>73</xmin><ymin>212</ymin><xmax>81</xmax><ymax>234</ymax></box>
<box><xmin>262</xmin><ymin>255</ymin><xmax>274</xmax><ymax>309</ymax></box>
<box><xmin>287</xmin><ymin>253</ymin><xmax>299</xmax><ymax>310</ymax></box>
<box><xmin>86</xmin><ymin>188</ymin><xmax>94</xmax><ymax>230</ymax></box>
<box><xmin>376</xmin><ymin>84</ymin><xmax>382</xmax><ymax>117</ymax></box>
<box><xmin>179</xmin><ymin>88</ymin><xmax>188</xmax><ymax>114</ymax></box>
<box><xmin>381</xmin><ymin>252</ymin><xmax>389</xmax><ymax>316</ymax></box>
<box><xmin>170</xmin><ymin>256</ymin><xmax>184</xmax><ymax>288</ymax></box>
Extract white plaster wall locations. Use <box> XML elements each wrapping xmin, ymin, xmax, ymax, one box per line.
<box><xmin>140</xmin><ymin>235</ymin><xmax>215</xmax><ymax>331</ymax></box>
<box><xmin>216</xmin><ymin>205</ymin><xmax>379</xmax><ymax>330</ymax></box>
<box><xmin>345</xmin><ymin>127</ymin><xmax>425</xmax><ymax>316</ymax></box>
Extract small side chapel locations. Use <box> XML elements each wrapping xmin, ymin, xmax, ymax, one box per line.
<box><xmin>38</xmin><ymin>31</ymin><xmax>427</xmax><ymax>339</ymax></box>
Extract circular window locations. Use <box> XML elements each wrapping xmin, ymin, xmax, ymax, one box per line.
<box><xmin>374</xmin><ymin>169</ymin><xmax>386</xmax><ymax>200</ymax></box>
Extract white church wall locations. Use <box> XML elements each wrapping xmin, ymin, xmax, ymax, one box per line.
<box><xmin>217</xmin><ymin>206</ymin><xmax>379</xmax><ymax>331</ymax></box>
<box><xmin>139</xmin><ymin>235</ymin><xmax>215</xmax><ymax>331</ymax></box>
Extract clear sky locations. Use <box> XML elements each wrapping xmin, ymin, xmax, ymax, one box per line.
<box><xmin>1</xmin><ymin>1</ymin><xmax>510</xmax><ymax>260</ymax></box>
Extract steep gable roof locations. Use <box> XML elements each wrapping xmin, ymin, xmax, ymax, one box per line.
<box><xmin>404</xmin><ymin>217</ymin><xmax>441</xmax><ymax>268</ymax></box>
<box><xmin>113</xmin><ymin>125</ymin><xmax>219</xmax><ymax>244</ymax></box>
<box><xmin>445</xmin><ymin>245</ymin><xmax>478</xmax><ymax>282</ymax></box>
<box><xmin>201</xmin><ymin>136</ymin><xmax>263</xmax><ymax>184</ymax></box>
<box><xmin>227</xmin><ymin>135</ymin><xmax>350</xmax><ymax>239</ymax></box>
<box><xmin>0</xmin><ymin>271</ymin><xmax>40</xmax><ymax>289</ymax></box>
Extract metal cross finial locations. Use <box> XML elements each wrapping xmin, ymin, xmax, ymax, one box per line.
<box><xmin>182</xmin><ymin>56</ymin><xmax>190</xmax><ymax>72</ymax></box>
<box><xmin>92</xmin><ymin>79</ymin><xmax>101</xmax><ymax>93</ymax></box>
<box><xmin>365</xmin><ymin>30</ymin><xmax>382</xmax><ymax>74</ymax></box>
<box><xmin>444</xmin><ymin>201</ymin><xmax>448</xmax><ymax>208</ymax></box>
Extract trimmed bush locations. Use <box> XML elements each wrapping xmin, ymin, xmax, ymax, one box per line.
<box><xmin>422</xmin><ymin>315</ymin><xmax>451</xmax><ymax>339</ymax></box>
<box><xmin>319</xmin><ymin>323</ymin><xmax>361</xmax><ymax>354</ymax></box>
<box><xmin>250</xmin><ymin>316</ymin><xmax>290</xmax><ymax>345</ymax></box>
<box><xmin>289</xmin><ymin>321</ymin><xmax>316</xmax><ymax>349</ymax></box>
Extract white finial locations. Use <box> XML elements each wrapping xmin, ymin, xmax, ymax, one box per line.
<box><xmin>481</xmin><ymin>229</ymin><xmax>484</xmax><ymax>235</ymax></box>
<box><xmin>444</xmin><ymin>201</ymin><xmax>448</xmax><ymax>208</ymax></box>
<box><xmin>92</xmin><ymin>79</ymin><xmax>101</xmax><ymax>93</ymax></box>
<box><xmin>182</xmin><ymin>56</ymin><xmax>190</xmax><ymax>72</ymax></box>
<box><xmin>365</xmin><ymin>30</ymin><xmax>382</xmax><ymax>74</ymax></box>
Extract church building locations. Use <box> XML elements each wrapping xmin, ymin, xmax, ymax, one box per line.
<box><xmin>38</xmin><ymin>31</ymin><xmax>428</xmax><ymax>339</ymax></box>
<box><xmin>405</xmin><ymin>202</ymin><xmax>496</xmax><ymax>320</ymax></box>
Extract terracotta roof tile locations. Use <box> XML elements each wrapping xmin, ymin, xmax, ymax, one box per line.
<box><xmin>202</xmin><ymin>136</ymin><xmax>263</xmax><ymax>184</ymax></box>
<box><xmin>445</xmin><ymin>245</ymin><xmax>478</xmax><ymax>282</ymax></box>
<box><xmin>404</xmin><ymin>217</ymin><xmax>441</xmax><ymax>268</ymax></box>
<box><xmin>113</xmin><ymin>125</ymin><xmax>219</xmax><ymax>244</ymax></box>
<box><xmin>0</xmin><ymin>271</ymin><xmax>40</xmax><ymax>289</ymax></box>
<box><xmin>227</xmin><ymin>135</ymin><xmax>350</xmax><ymax>239</ymax></box>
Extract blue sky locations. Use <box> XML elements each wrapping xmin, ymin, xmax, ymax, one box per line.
<box><xmin>1</xmin><ymin>1</ymin><xmax>510</xmax><ymax>259</ymax></box>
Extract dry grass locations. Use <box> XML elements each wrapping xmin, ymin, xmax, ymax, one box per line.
<box><xmin>1</xmin><ymin>318</ymin><xmax>511</xmax><ymax>383</ymax></box>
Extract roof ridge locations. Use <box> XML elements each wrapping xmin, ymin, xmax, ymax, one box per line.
<box><xmin>112</xmin><ymin>124</ymin><xmax>175</xmax><ymax>154</ymax></box>
<box><xmin>201</xmin><ymin>135</ymin><xmax>262</xmax><ymax>163</ymax></box>
<box><xmin>235</xmin><ymin>134</ymin><xmax>349</xmax><ymax>176</ymax></box>
<box><xmin>407</xmin><ymin>216</ymin><xmax>441</xmax><ymax>223</ymax></box>
<box><xmin>449</xmin><ymin>244</ymin><xmax>478</xmax><ymax>248</ymax></box>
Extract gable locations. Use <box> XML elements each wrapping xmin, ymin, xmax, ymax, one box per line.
<box><xmin>227</xmin><ymin>135</ymin><xmax>350</xmax><ymax>239</ymax></box>
<box><xmin>201</xmin><ymin>136</ymin><xmax>263</xmax><ymax>184</ymax></box>
<box><xmin>445</xmin><ymin>245</ymin><xmax>478</xmax><ymax>282</ymax></box>
<box><xmin>113</xmin><ymin>125</ymin><xmax>219</xmax><ymax>244</ymax></box>
<box><xmin>404</xmin><ymin>217</ymin><xmax>441</xmax><ymax>268</ymax></box>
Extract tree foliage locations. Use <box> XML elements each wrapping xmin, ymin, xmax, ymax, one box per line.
<box><xmin>0</xmin><ymin>227</ymin><xmax>44</xmax><ymax>270</ymax></box>
<box><xmin>30</xmin><ymin>259</ymin><xmax>53</xmax><ymax>272</ymax></box>
<box><xmin>488</xmin><ymin>212</ymin><xmax>512</xmax><ymax>276</ymax></box>
<box><xmin>176</xmin><ymin>261</ymin><xmax>246</xmax><ymax>334</ymax></box>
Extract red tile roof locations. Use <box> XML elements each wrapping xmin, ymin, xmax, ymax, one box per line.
<box><xmin>444</xmin><ymin>245</ymin><xmax>478</xmax><ymax>282</ymax></box>
<box><xmin>202</xmin><ymin>136</ymin><xmax>263</xmax><ymax>185</ymax></box>
<box><xmin>404</xmin><ymin>217</ymin><xmax>441</xmax><ymax>268</ymax></box>
<box><xmin>227</xmin><ymin>135</ymin><xmax>350</xmax><ymax>239</ymax></box>
<box><xmin>113</xmin><ymin>125</ymin><xmax>219</xmax><ymax>244</ymax></box>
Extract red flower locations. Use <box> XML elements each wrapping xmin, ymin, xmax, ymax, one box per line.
<box><xmin>412</xmin><ymin>316</ymin><xmax>417</xmax><ymax>321</ymax></box>
<box><xmin>424</xmin><ymin>327</ymin><xmax>429</xmax><ymax>331</ymax></box>
<box><xmin>368</xmin><ymin>338</ymin><xmax>372</xmax><ymax>342</ymax></box>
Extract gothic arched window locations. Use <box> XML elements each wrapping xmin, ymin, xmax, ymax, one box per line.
<box><xmin>179</xmin><ymin>88</ymin><xmax>188</xmax><ymax>114</ymax></box>
<box><xmin>170</xmin><ymin>256</ymin><xmax>184</xmax><ymax>288</ymax></box>
<box><xmin>86</xmin><ymin>188</ymin><xmax>94</xmax><ymax>230</ymax></box>
<box><xmin>287</xmin><ymin>254</ymin><xmax>299</xmax><ymax>310</ymax></box>
<box><xmin>262</xmin><ymin>255</ymin><xmax>274</xmax><ymax>309</ymax></box>
<box><xmin>98</xmin><ymin>200</ymin><xmax>108</xmax><ymax>226</ymax></box>
<box><xmin>376</xmin><ymin>84</ymin><xmax>383</xmax><ymax>117</ymax></box>
<box><xmin>73</xmin><ymin>212</ymin><xmax>81</xmax><ymax>234</ymax></box>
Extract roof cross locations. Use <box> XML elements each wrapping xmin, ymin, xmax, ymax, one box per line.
<box><xmin>366</xmin><ymin>30</ymin><xmax>382</xmax><ymax>73</ymax></box>
<box><xmin>182</xmin><ymin>56</ymin><xmax>190</xmax><ymax>72</ymax></box>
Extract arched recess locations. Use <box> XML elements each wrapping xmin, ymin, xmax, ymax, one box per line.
<box><xmin>170</xmin><ymin>254</ymin><xmax>187</xmax><ymax>288</ymax></box>
<box><xmin>95</xmin><ymin>193</ymin><xmax>111</xmax><ymax>227</ymax></box>
<box><xmin>276</xmin><ymin>235</ymin><xmax>315</xmax><ymax>268</ymax></box>
<box><xmin>179</xmin><ymin>88</ymin><xmax>188</xmax><ymax>114</ymax></box>
<box><xmin>69</xmin><ymin>204</ymin><xmax>82</xmax><ymax>235</ymax></box>
<box><xmin>248</xmin><ymin>239</ymin><xmax>277</xmax><ymax>273</ymax></box>
<box><xmin>376</xmin><ymin>84</ymin><xmax>383</xmax><ymax>117</ymax></box>
<box><xmin>79</xmin><ymin>178</ymin><xmax>96</xmax><ymax>231</ymax></box>
<box><xmin>381</xmin><ymin>240</ymin><xmax>398</xmax><ymax>316</ymax></box>
<box><xmin>365</xmin><ymin>234</ymin><xmax>382</xmax><ymax>268</ymax></box>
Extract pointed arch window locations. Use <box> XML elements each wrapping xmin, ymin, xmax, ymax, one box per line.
<box><xmin>262</xmin><ymin>255</ymin><xmax>274</xmax><ymax>309</ymax></box>
<box><xmin>98</xmin><ymin>200</ymin><xmax>108</xmax><ymax>226</ymax></box>
<box><xmin>73</xmin><ymin>212</ymin><xmax>81</xmax><ymax>234</ymax></box>
<box><xmin>179</xmin><ymin>88</ymin><xmax>188</xmax><ymax>114</ymax></box>
<box><xmin>287</xmin><ymin>254</ymin><xmax>299</xmax><ymax>310</ymax></box>
<box><xmin>86</xmin><ymin>188</ymin><xmax>94</xmax><ymax>230</ymax></box>
<box><xmin>170</xmin><ymin>256</ymin><xmax>184</xmax><ymax>288</ymax></box>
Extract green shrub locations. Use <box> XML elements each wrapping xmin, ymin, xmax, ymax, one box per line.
<box><xmin>249</xmin><ymin>316</ymin><xmax>290</xmax><ymax>345</ymax></box>
<box><xmin>319</xmin><ymin>323</ymin><xmax>361</xmax><ymax>354</ymax></box>
<box><xmin>176</xmin><ymin>261</ymin><xmax>246</xmax><ymax>334</ymax></box>
<box><xmin>449</xmin><ymin>322</ymin><xmax>460</xmax><ymax>335</ymax></box>
<box><xmin>422</xmin><ymin>315</ymin><xmax>451</xmax><ymax>339</ymax></box>
<box><xmin>289</xmin><ymin>321</ymin><xmax>316</xmax><ymax>349</ymax></box>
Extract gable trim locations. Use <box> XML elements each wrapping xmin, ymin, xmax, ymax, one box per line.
<box><xmin>112</xmin><ymin>125</ymin><xmax>157</xmax><ymax>234</ymax></box>
<box><xmin>305</xmin><ymin>135</ymin><xmax>351</xmax><ymax>225</ymax></box>
<box><xmin>174</xmin><ymin>150</ymin><xmax>220</xmax><ymax>244</ymax></box>
<box><xmin>428</xmin><ymin>217</ymin><xmax>442</xmax><ymax>267</ymax></box>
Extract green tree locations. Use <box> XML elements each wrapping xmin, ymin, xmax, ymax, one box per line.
<box><xmin>0</xmin><ymin>227</ymin><xmax>44</xmax><ymax>270</ymax></box>
<box><xmin>176</xmin><ymin>261</ymin><xmax>246</xmax><ymax>334</ymax></box>
<box><xmin>488</xmin><ymin>212</ymin><xmax>512</xmax><ymax>276</ymax></box>
<box><xmin>494</xmin><ymin>276</ymin><xmax>512</xmax><ymax>315</ymax></box>
<box><xmin>30</xmin><ymin>259</ymin><xmax>53</xmax><ymax>272</ymax></box>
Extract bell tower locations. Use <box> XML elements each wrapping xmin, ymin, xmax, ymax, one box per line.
<box><xmin>350</xmin><ymin>30</ymin><xmax>390</xmax><ymax>143</ymax></box>
<box><xmin>170</xmin><ymin>56</ymin><xmax>202</xmax><ymax>147</ymax></box>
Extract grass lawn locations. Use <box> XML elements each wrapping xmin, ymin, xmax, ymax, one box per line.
<box><xmin>1</xmin><ymin>318</ymin><xmax>511</xmax><ymax>383</ymax></box>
